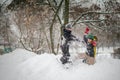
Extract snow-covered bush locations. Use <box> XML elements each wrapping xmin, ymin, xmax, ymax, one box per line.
<box><xmin>112</xmin><ymin>48</ymin><xmax>120</xmax><ymax>59</ymax></box>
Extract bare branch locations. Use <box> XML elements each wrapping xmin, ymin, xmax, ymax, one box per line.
<box><xmin>71</xmin><ymin>19</ymin><xmax>106</xmax><ymax>24</ymax></box>
<box><xmin>47</xmin><ymin>0</ymin><xmax>62</xmax><ymax>24</ymax></box>
<box><xmin>72</xmin><ymin>11</ymin><xmax>120</xmax><ymax>26</ymax></box>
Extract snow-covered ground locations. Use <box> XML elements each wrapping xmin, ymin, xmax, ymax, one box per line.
<box><xmin>0</xmin><ymin>48</ymin><xmax>120</xmax><ymax>80</ymax></box>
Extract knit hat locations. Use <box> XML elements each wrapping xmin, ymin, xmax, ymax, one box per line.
<box><xmin>65</xmin><ymin>23</ymin><xmax>72</xmax><ymax>29</ymax></box>
<box><xmin>87</xmin><ymin>34</ymin><xmax>94</xmax><ymax>40</ymax></box>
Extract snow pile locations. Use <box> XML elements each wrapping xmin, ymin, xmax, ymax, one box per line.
<box><xmin>0</xmin><ymin>48</ymin><xmax>120</xmax><ymax>80</ymax></box>
<box><xmin>0</xmin><ymin>48</ymin><xmax>36</xmax><ymax>65</ymax></box>
<box><xmin>0</xmin><ymin>49</ymin><xmax>36</xmax><ymax>80</ymax></box>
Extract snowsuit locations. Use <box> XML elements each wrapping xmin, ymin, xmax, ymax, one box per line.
<box><xmin>60</xmin><ymin>28</ymin><xmax>77</xmax><ymax>64</ymax></box>
<box><xmin>80</xmin><ymin>35</ymin><xmax>96</xmax><ymax>65</ymax></box>
<box><xmin>84</xmin><ymin>35</ymin><xmax>94</xmax><ymax>57</ymax></box>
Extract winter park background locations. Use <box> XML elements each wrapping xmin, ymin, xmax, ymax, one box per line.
<box><xmin>0</xmin><ymin>0</ymin><xmax>120</xmax><ymax>80</ymax></box>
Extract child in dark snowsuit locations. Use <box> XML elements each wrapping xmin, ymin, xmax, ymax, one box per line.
<box><xmin>79</xmin><ymin>27</ymin><xmax>97</xmax><ymax>65</ymax></box>
<box><xmin>60</xmin><ymin>24</ymin><xmax>79</xmax><ymax>64</ymax></box>
<box><xmin>84</xmin><ymin>34</ymin><xmax>95</xmax><ymax>57</ymax></box>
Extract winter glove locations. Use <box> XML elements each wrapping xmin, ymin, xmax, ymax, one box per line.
<box><xmin>84</xmin><ymin>27</ymin><xmax>90</xmax><ymax>34</ymax></box>
<box><xmin>76</xmin><ymin>38</ymin><xmax>80</xmax><ymax>42</ymax></box>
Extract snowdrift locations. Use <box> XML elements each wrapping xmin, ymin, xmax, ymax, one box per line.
<box><xmin>0</xmin><ymin>48</ymin><xmax>120</xmax><ymax>80</ymax></box>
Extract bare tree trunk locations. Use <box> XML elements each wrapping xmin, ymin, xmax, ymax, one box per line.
<box><xmin>64</xmin><ymin>0</ymin><xmax>69</xmax><ymax>25</ymax></box>
<box><xmin>49</xmin><ymin>0</ymin><xmax>64</xmax><ymax>55</ymax></box>
<box><xmin>56</xmin><ymin>0</ymin><xmax>70</xmax><ymax>54</ymax></box>
<box><xmin>60</xmin><ymin>0</ymin><xmax>69</xmax><ymax>39</ymax></box>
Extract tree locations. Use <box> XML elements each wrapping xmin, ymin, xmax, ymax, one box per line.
<box><xmin>2</xmin><ymin>0</ymin><xmax>120</xmax><ymax>54</ymax></box>
<box><xmin>70</xmin><ymin>0</ymin><xmax>120</xmax><ymax>47</ymax></box>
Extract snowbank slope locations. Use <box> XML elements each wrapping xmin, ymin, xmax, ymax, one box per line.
<box><xmin>0</xmin><ymin>49</ymin><xmax>120</xmax><ymax>80</ymax></box>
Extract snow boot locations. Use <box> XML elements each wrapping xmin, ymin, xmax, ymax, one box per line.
<box><xmin>82</xmin><ymin>59</ymin><xmax>87</xmax><ymax>63</ymax></box>
<box><xmin>60</xmin><ymin>56</ymin><xmax>68</xmax><ymax>64</ymax></box>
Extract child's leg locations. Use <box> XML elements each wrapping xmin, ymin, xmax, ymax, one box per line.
<box><xmin>60</xmin><ymin>41</ymin><xmax>70</xmax><ymax>64</ymax></box>
<box><xmin>86</xmin><ymin>56</ymin><xmax>95</xmax><ymax>65</ymax></box>
<box><xmin>62</xmin><ymin>41</ymin><xmax>70</xmax><ymax>56</ymax></box>
<box><xmin>85</xmin><ymin>51</ymin><xmax>95</xmax><ymax>65</ymax></box>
